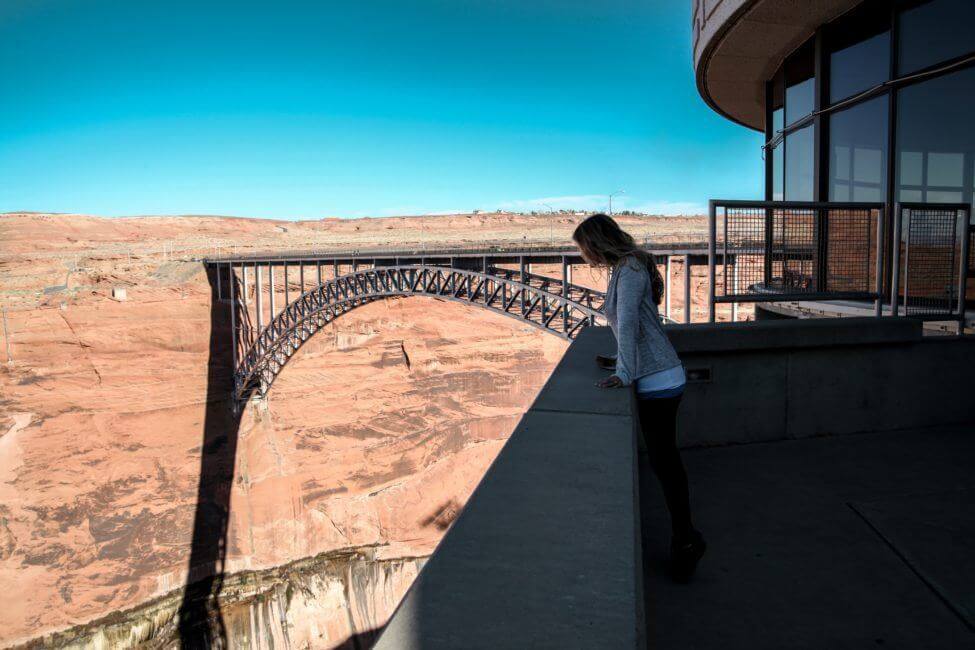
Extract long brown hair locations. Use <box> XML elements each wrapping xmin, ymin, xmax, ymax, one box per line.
<box><xmin>572</xmin><ymin>213</ymin><xmax>664</xmax><ymax>305</ymax></box>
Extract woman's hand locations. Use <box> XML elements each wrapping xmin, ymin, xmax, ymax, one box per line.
<box><xmin>595</xmin><ymin>374</ymin><xmax>624</xmax><ymax>389</ymax></box>
<box><xmin>595</xmin><ymin>354</ymin><xmax>616</xmax><ymax>371</ymax></box>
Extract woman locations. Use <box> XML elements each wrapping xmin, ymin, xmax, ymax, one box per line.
<box><xmin>572</xmin><ymin>213</ymin><xmax>705</xmax><ymax>582</ymax></box>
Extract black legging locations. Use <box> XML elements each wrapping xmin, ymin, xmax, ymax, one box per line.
<box><xmin>637</xmin><ymin>394</ymin><xmax>694</xmax><ymax>541</ymax></box>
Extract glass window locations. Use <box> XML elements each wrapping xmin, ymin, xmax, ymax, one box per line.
<box><xmin>896</xmin><ymin>66</ymin><xmax>975</xmax><ymax>205</ymax></box>
<box><xmin>786</xmin><ymin>78</ymin><xmax>815</xmax><ymax>124</ymax></box>
<box><xmin>830</xmin><ymin>31</ymin><xmax>890</xmax><ymax>103</ymax></box>
<box><xmin>785</xmin><ymin>40</ymin><xmax>815</xmax><ymax>125</ymax></box>
<box><xmin>829</xmin><ymin>96</ymin><xmax>888</xmax><ymax>202</ymax></box>
<box><xmin>785</xmin><ymin>124</ymin><xmax>815</xmax><ymax>201</ymax></box>
<box><xmin>898</xmin><ymin>0</ymin><xmax>975</xmax><ymax>75</ymax></box>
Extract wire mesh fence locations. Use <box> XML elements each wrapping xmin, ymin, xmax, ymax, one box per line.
<box><xmin>708</xmin><ymin>201</ymin><xmax>884</xmax><ymax>318</ymax></box>
<box><xmin>892</xmin><ymin>203</ymin><xmax>971</xmax><ymax>320</ymax></box>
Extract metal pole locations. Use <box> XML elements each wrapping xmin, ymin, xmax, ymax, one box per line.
<box><xmin>229</xmin><ymin>263</ymin><xmax>237</xmax><ymax>397</ymax></box>
<box><xmin>708</xmin><ymin>201</ymin><xmax>717</xmax><ymax>323</ymax></box>
<box><xmin>665</xmin><ymin>256</ymin><xmax>672</xmax><ymax>320</ymax></box>
<box><xmin>731</xmin><ymin>257</ymin><xmax>739</xmax><ymax>322</ymax></box>
<box><xmin>256</xmin><ymin>264</ymin><xmax>264</xmax><ymax>333</ymax></box>
<box><xmin>891</xmin><ymin>204</ymin><xmax>902</xmax><ymax>316</ymax></box>
<box><xmin>685</xmin><ymin>254</ymin><xmax>693</xmax><ymax>324</ymax></box>
<box><xmin>242</xmin><ymin>265</ymin><xmax>249</xmax><ymax>305</ymax></box>
<box><xmin>520</xmin><ymin>256</ymin><xmax>526</xmax><ymax>314</ymax></box>
<box><xmin>561</xmin><ymin>256</ymin><xmax>568</xmax><ymax>332</ymax></box>
<box><xmin>300</xmin><ymin>263</ymin><xmax>305</xmax><ymax>295</ymax></box>
<box><xmin>269</xmin><ymin>263</ymin><xmax>276</xmax><ymax>320</ymax></box>
<box><xmin>956</xmin><ymin>208</ymin><xmax>970</xmax><ymax>333</ymax></box>
<box><xmin>283</xmin><ymin>261</ymin><xmax>289</xmax><ymax>306</ymax></box>
<box><xmin>874</xmin><ymin>206</ymin><xmax>885</xmax><ymax>317</ymax></box>
<box><xmin>216</xmin><ymin>262</ymin><xmax>223</xmax><ymax>300</ymax></box>
<box><xmin>334</xmin><ymin>260</ymin><xmax>338</xmax><ymax>278</ymax></box>
<box><xmin>317</xmin><ymin>261</ymin><xmax>323</xmax><ymax>286</ymax></box>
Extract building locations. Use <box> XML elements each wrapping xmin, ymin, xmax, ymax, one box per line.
<box><xmin>694</xmin><ymin>0</ymin><xmax>974</xmax><ymax>326</ymax></box>
<box><xmin>694</xmin><ymin>0</ymin><xmax>973</xmax><ymax>207</ymax></box>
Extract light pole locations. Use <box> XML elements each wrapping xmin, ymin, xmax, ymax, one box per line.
<box><xmin>541</xmin><ymin>203</ymin><xmax>556</xmax><ymax>245</ymax></box>
<box><xmin>608</xmin><ymin>189</ymin><xmax>625</xmax><ymax>215</ymax></box>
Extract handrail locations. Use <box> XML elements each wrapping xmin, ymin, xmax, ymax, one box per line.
<box><xmin>707</xmin><ymin>200</ymin><xmax>886</xmax><ymax>322</ymax></box>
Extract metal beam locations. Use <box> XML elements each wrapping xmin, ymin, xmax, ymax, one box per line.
<box><xmin>256</xmin><ymin>264</ymin><xmax>264</xmax><ymax>333</ymax></box>
<box><xmin>229</xmin><ymin>262</ymin><xmax>237</xmax><ymax>394</ymax></box>
<box><xmin>269</xmin><ymin>262</ymin><xmax>276</xmax><ymax>319</ymax></box>
<box><xmin>685</xmin><ymin>254</ymin><xmax>693</xmax><ymax>324</ymax></box>
<box><xmin>665</xmin><ymin>256</ymin><xmax>672</xmax><ymax>320</ymax></box>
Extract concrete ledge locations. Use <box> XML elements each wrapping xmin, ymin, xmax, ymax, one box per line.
<box><xmin>666</xmin><ymin>317</ymin><xmax>922</xmax><ymax>354</ymax></box>
<box><xmin>375</xmin><ymin>327</ymin><xmax>644</xmax><ymax>649</ymax></box>
<box><xmin>671</xmin><ymin>318</ymin><xmax>975</xmax><ymax>445</ymax></box>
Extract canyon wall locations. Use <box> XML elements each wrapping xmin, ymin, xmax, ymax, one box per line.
<box><xmin>0</xmin><ymin>211</ymin><xmax>712</xmax><ymax>647</ymax></box>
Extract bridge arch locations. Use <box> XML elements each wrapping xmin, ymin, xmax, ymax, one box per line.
<box><xmin>234</xmin><ymin>265</ymin><xmax>605</xmax><ymax>398</ymax></box>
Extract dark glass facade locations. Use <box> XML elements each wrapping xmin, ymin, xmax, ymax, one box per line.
<box><xmin>829</xmin><ymin>96</ymin><xmax>888</xmax><ymax>202</ymax></box>
<box><xmin>896</xmin><ymin>66</ymin><xmax>975</xmax><ymax>206</ymax></box>
<box><xmin>763</xmin><ymin>0</ymin><xmax>975</xmax><ymax>217</ymax></box>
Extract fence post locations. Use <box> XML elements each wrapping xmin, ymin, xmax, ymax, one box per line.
<box><xmin>875</xmin><ymin>205</ymin><xmax>885</xmax><ymax>317</ymax></box>
<box><xmin>665</xmin><ymin>256</ymin><xmax>672</xmax><ymax>320</ymax></box>
<box><xmin>890</xmin><ymin>204</ymin><xmax>903</xmax><ymax>317</ymax></box>
<box><xmin>956</xmin><ymin>207</ymin><xmax>971</xmax><ymax>334</ymax></box>
<box><xmin>707</xmin><ymin>200</ymin><xmax>716</xmax><ymax>323</ymax></box>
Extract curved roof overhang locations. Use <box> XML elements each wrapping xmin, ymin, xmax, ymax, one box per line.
<box><xmin>692</xmin><ymin>0</ymin><xmax>864</xmax><ymax>132</ymax></box>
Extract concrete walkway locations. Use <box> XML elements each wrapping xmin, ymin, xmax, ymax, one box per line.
<box><xmin>643</xmin><ymin>425</ymin><xmax>975</xmax><ymax>649</ymax></box>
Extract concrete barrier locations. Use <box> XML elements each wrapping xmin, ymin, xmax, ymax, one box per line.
<box><xmin>374</xmin><ymin>327</ymin><xmax>645</xmax><ymax>649</ymax></box>
<box><xmin>668</xmin><ymin>317</ymin><xmax>975</xmax><ymax>446</ymax></box>
<box><xmin>376</xmin><ymin>318</ymin><xmax>975</xmax><ymax>648</ymax></box>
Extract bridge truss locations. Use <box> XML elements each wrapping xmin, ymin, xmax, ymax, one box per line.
<box><xmin>206</xmin><ymin>245</ymin><xmax>711</xmax><ymax>399</ymax></box>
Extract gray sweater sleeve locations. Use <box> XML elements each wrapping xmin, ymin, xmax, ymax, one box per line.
<box><xmin>613</xmin><ymin>261</ymin><xmax>646</xmax><ymax>386</ymax></box>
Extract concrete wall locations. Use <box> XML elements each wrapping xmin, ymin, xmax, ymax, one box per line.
<box><xmin>668</xmin><ymin>318</ymin><xmax>975</xmax><ymax>446</ymax></box>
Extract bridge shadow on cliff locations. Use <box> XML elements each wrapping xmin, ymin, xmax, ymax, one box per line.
<box><xmin>176</xmin><ymin>266</ymin><xmax>252</xmax><ymax>648</ymax></box>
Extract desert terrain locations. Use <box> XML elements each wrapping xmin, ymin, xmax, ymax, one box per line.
<box><xmin>0</xmin><ymin>211</ymin><xmax>716</xmax><ymax>648</ymax></box>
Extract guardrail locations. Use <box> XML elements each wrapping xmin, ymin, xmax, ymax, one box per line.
<box><xmin>707</xmin><ymin>200</ymin><xmax>886</xmax><ymax>321</ymax></box>
<box><xmin>891</xmin><ymin>202</ymin><xmax>971</xmax><ymax>327</ymax></box>
<box><xmin>201</xmin><ymin>239</ymin><xmax>709</xmax><ymax>264</ymax></box>
<box><xmin>708</xmin><ymin>199</ymin><xmax>973</xmax><ymax>332</ymax></box>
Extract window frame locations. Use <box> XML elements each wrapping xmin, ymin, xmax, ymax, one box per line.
<box><xmin>762</xmin><ymin>0</ymin><xmax>975</xmax><ymax>207</ymax></box>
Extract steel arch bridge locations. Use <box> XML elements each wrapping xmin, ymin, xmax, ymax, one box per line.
<box><xmin>227</xmin><ymin>264</ymin><xmax>605</xmax><ymax>399</ymax></box>
<box><xmin>207</xmin><ymin>244</ymin><xmax>708</xmax><ymax>399</ymax></box>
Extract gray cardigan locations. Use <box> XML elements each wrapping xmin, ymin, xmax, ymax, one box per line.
<box><xmin>603</xmin><ymin>255</ymin><xmax>681</xmax><ymax>386</ymax></box>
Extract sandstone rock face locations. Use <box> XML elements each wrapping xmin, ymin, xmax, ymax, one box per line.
<box><xmin>0</xmin><ymin>211</ymin><xmax>713</xmax><ymax>647</ymax></box>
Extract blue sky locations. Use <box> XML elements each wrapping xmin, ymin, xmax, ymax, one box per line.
<box><xmin>0</xmin><ymin>0</ymin><xmax>763</xmax><ymax>219</ymax></box>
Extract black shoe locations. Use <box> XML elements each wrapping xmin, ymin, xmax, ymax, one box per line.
<box><xmin>670</xmin><ymin>530</ymin><xmax>706</xmax><ymax>583</ymax></box>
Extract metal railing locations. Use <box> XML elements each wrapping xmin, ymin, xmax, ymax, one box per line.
<box><xmin>707</xmin><ymin>199</ymin><xmax>973</xmax><ymax>331</ymax></box>
<box><xmin>707</xmin><ymin>200</ymin><xmax>886</xmax><ymax>321</ymax></box>
<box><xmin>890</xmin><ymin>202</ymin><xmax>971</xmax><ymax>326</ymax></box>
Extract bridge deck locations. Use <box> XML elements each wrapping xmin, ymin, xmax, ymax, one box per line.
<box><xmin>202</xmin><ymin>241</ymin><xmax>711</xmax><ymax>265</ymax></box>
